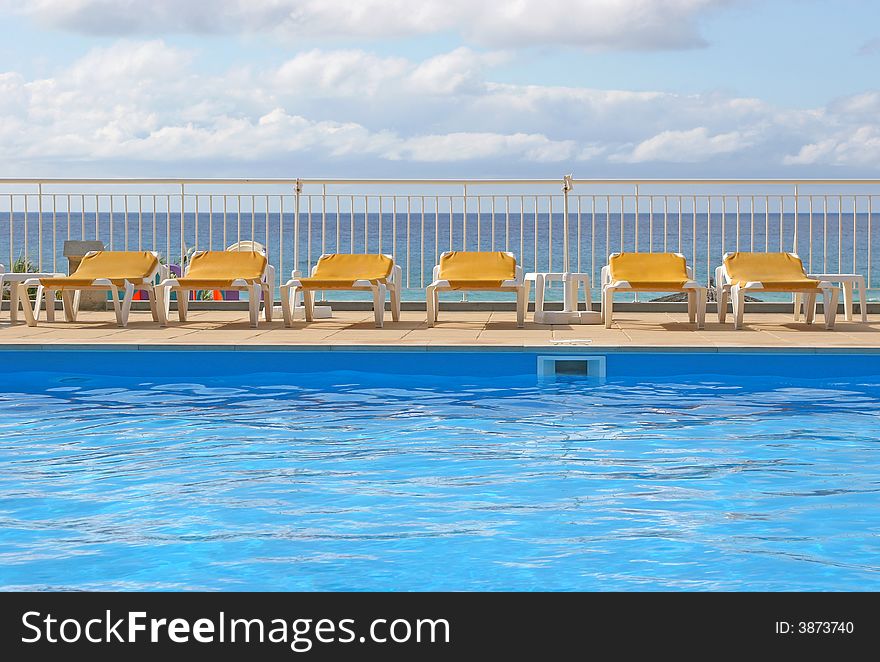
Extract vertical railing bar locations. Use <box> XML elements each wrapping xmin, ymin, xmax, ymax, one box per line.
<box><xmin>349</xmin><ymin>195</ymin><xmax>355</xmax><ymax>255</ymax></box>
<box><xmin>93</xmin><ymin>194</ymin><xmax>98</xmax><ymax>244</ymax></box>
<box><xmin>335</xmin><ymin>195</ymin><xmax>341</xmax><ymax>253</ymax></box>
<box><xmin>491</xmin><ymin>195</ymin><xmax>496</xmax><ymax>250</ymax></box>
<box><xmin>51</xmin><ymin>192</ymin><xmax>56</xmax><ymax>272</ymax></box>
<box><xmin>663</xmin><ymin>195</ymin><xmax>669</xmax><ymax>252</ymax></box>
<box><xmin>306</xmin><ymin>194</ymin><xmax>312</xmax><ymax>269</ymax></box>
<box><xmin>750</xmin><ymin>195</ymin><xmax>755</xmax><ymax>251</ymax></box>
<box><xmin>449</xmin><ymin>195</ymin><xmax>454</xmax><ymax>253</ymax></box>
<box><xmin>808</xmin><ymin>195</ymin><xmax>813</xmax><ymax>272</ymax></box>
<box><xmin>194</xmin><ymin>194</ymin><xmax>198</xmax><ymax>252</ymax></box>
<box><xmin>109</xmin><ymin>194</ymin><xmax>114</xmax><ymax>251</ymax></box>
<box><xmin>7</xmin><ymin>194</ymin><xmax>12</xmax><ymax>268</ymax></box>
<box><xmin>165</xmin><ymin>195</ymin><xmax>171</xmax><ymax>264</ymax></box>
<box><xmin>24</xmin><ymin>193</ymin><xmax>28</xmax><ymax>265</ymax></box>
<box><xmin>692</xmin><ymin>194</ymin><xmax>697</xmax><ymax>273</ymax></box>
<box><xmin>222</xmin><ymin>195</ymin><xmax>227</xmax><ymax>249</ymax></box>
<box><xmin>279</xmin><ymin>195</ymin><xmax>284</xmax><ymax>287</ymax></box>
<box><xmin>634</xmin><ymin>186</ymin><xmax>639</xmax><ymax>251</ymax></box>
<box><xmin>180</xmin><ymin>185</ymin><xmax>185</xmax><ymax>266</ymax></box>
<box><xmin>420</xmin><ymin>195</ymin><xmax>425</xmax><ymax>287</ymax></box>
<box><xmin>392</xmin><ymin>195</ymin><xmax>397</xmax><ymax>259</ymax></box>
<box><xmin>67</xmin><ymin>193</ymin><xmax>71</xmax><ymax>243</ymax></box>
<box><xmin>265</xmin><ymin>194</ymin><xmax>270</xmax><ymax>253</ymax></box>
<box><xmin>838</xmin><ymin>194</ymin><xmax>843</xmax><ymax>272</ymax></box>
<box><xmin>208</xmin><ymin>194</ymin><xmax>213</xmax><ymax>251</ymax></box>
<box><xmin>124</xmin><ymin>194</ymin><xmax>129</xmax><ymax>251</ymax></box>
<box><xmin>648</xmin><ymin>194</ymin><xmax>653</xmax><ymax>252</ymax></box>
<box><xmin>321</xmin><ymin>186</ymin><xmax>327</xmax><ymax>257</ymax></box>
<box><xmin>721</xmin><ymin>194</ymin><xmax>726</xmax><ymax>258</ymax></box>
<box><xmin>533</xmin><ymin>195</ymin><xmax>539</xmax><ymax>273</ymax></box>
<box><xmin>607</xmin><ymin>194</ymin><xmax>612</xmax><ymax>262</ymax></box>
<box><xmin>763</xmin><ymin>194</ymin><xmax>769</xmax><ymax>252</ymax></box>
<box><xmin>735</xmin><ymin>196</ymin><xmax>740</xmax><ymax>252</ymax></box>
<box><xmin>434</xmin><ymin>194</ymin><xmax>440</xmax><ymax>268</ymax></box>
<box><xmin>823</xmin><ymin>195</ymin><xmax>828</xmax><ymax>273</ymax></box>
<box><xmin>406</xmin><ymin>196</ymin><xmax>411</xmax><ymax>288</ymax></box>
<box><xmin>476</xmin><ymin>194</ymin><xmax>481</xmax><ymax>249</ymax></box>
<box><xmin>778</xmin><ymin>194</ymin><xmax>783</xmax><ymax>252</ymax></box>
<box><xmin>869</xmin><ymin>195</ymin><xmax>873</xmax><ymax>288</ymax></box>
<box><xmin>577</xmin><ymin>195</ymin><xmax>582</xmax><ymax>272</ymax></box>
<box><xmin>619</xmin><ymin>194</ymin><xmax>624</xmax><ymax>252</ymax></box>
<box><xmin>363</xmin><ymin>195</ymin><xmax>369</xmax><ymax>253</ymax></box>
<box><xmin>505</xmin><ymin>195</ymin><xmax>510</xmax><ymax>253</ymax></box>
<box><xmin>138</xmin><ymin>194</ymin><xmax>143</xmax><ymax>251</ymax></box>
<box><xmin>706</xmin><ymin>195</ymin><xmax>711</xmax><ymax>287</ymax></box>
<box><xmin>462</xmin><ymin>184</ymin><xmax>468</xmax><ymax>249</ymax></box>
<box><xmin>250</xmin><ymin>194</ymin><xmax>256</xmax><ymax>245</ymax></box>
<box><xmin>548</xmin><ymin>195</ymin><xmax>553</xmax><ymax>272</ymax></box>
<box><xmin>293</xmin><ymin>186</ymin><xmax>301</xmax><ymax>275</ymax></box>
<box><xmin>590</xmin><ymin>196</ymin><xmax>596</xmax><ymax>285</ymax></box>
<box><xmin>853</xmin><ymin>195</ymin><xmax>858</xmax><ymax>274</ymax></box>
<box><xmin>378</xmin><ymin>195</ymin><xmax>383</xmax><ymax>255</ymax></box>
<box><xmin>519</xmin><ymin>195</ymin><xmax>524</xmax><ymax>262</ymax></box>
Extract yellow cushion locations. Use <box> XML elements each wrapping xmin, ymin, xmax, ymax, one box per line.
<box><xmin>298</xmin><ymin>254</ymin><xmax>394</xmax><ymax>289</ymax></box>
<box><xmin>176</xmin><ymin>251</ymin><xmax>267</xmax><ymax>289</ymax></box>
<box><xmin>608</xmin><ymin>252</ymin><xmax>691</xmax><ymax>290</ymax></box>
<box><xmin>438</xmin><ymin>251</ymin><xmax>517</xmax><ymax>289</ymax></box>
<box><xmin>39</xmin><ymin>251</ymin><xmax>158</xmax><ymax>289</ymax></box>
<box><xmin>724</xmin><ymin>252</ymin><xmax>820</xmax><ymax>290</ymax></box>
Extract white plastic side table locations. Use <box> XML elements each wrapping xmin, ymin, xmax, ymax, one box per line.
<box><xmin>524</xmin><ymin>272</ymin><xmax>602</xmax><ymax>324</ymax></box>
<box><xmin>793</xmin><ymin>273</ymin><xmax>867</xmax><ymax>322</ymax></box>
<box><xmin>0</xmin><ymin>272</ymin><xmax>63</xmax><ymax>323</ymax></box>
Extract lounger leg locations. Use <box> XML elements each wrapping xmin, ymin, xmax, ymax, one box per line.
<box><xmin>280</xmin><ymin>284</ymin><xmax>293</xmax><ymax>327</ymax></box>
<box><xmin>109</xmin><ymin>287</ymin><xmax>124</xmax><ymax>327</ymax></box>
<box><xmin>263</xmin><ymin>282</ymin><xmax>274</xmax><ymax>322</ymax></box>
<box><xmin>147</xmin><ymin>287</ymin><xmax>159</xmax><ymax>322</ymax></box>
<box><xmin>516</xmin><ymin>286</ymin><xmax>526</xmax><ymax>328</ymax></box>
<box><xmin>732</xmin><ymin>286</ymin><xmax>745</xmax><ymax>330</ymax></box>
<box><xmin>687</xmin><ymin>289</ymin><xmax>696</xmax><ymax>323</ymax></box>
<box><xmin>535</xmin><ymin>276</ymin><xmax>545</xmax><ymax>321</ymax></box>
<box><xmin>372</xmin><ymin>284</ymin><xmax>385</xmax><ymax>328</ymax></box>
<box><xmin>390</xmin><ymin>283</ymin><xmax>401</xmax><ymax>323</ymax></box>
<box><xmin>18</xmin><ymin>283</ymin><xmax>37</xmax><ymax>327</ymax></box>
<box><xmin>426</xmin><ymin>285</ymin><xmax>436</xmax><ymax>326</ymax></box>
<box><xmin>248</xmin><ymin>283</ymin><xmax>260</xmax><ymax>328</ymax></box>
<box><xmin>61</xmin><ymin>290</ymin><xmax>75</xmax><ymax>322</ymax></box>
<box><xmin>42</xmin><ymin>289</ymin><xmax>55</xmax><ymax>323</ymax></box>
<box><xmin>804</xmin><ymin>292</ymin><xmax>816</xmax><ymax>325</ymax></box>
<box><xmin>824</xmin><ymin>287</ymin><xmax>839</xmax><ymax>330</ymax></box>
<box><xmin>858</xmin><ymin>276</ymin><xmax>868</xmax><ymax>322</ymax></box>
<box><xmin>793</xmin><ymin>292</ymin><xmax>801</xmax><ymax>321</ymax></box>
<box><xmin>120</xmin><ymin>282</ymin><xmax>135</xmax><ymax>327</ymax></box>
<box><xmin>156</xmin><ymin>285</ymin><xmax>169</xmax><ymax>326</ymax></box>
<box><xmin>714</xmin><ymin>266</ymin><xmax>726</xmax><ymax>323</ymax></box>
<box><xmin>842</xmin><ymin>280</ymin><xmax>853</xmax><ymax>322</ymax></box>
<box><xmin>696</xmin><ymin>287</ymin><xmax>707</xmax><ymax>330</ymax></box>
<box><xmin>178</xmin><ymin>289</ymin><xmax>189</xmax><ymax>322</ymax></box>
<box><xmin>303</xmin><ymin>290</ymin><xmax>314</xmax><ymax>322</ymax></box>
<box><xmin>602</xmin><ymin>287</ymin><xmax>614</xmax><ymax>329</ymax></box>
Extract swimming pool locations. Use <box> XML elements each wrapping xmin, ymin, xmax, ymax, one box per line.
<box><xmin>1</xmin><ymin>349</ymin><xmax>878</xmax><ymax>591</ymax></box>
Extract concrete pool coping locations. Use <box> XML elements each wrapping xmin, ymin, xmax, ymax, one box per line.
<box><xmin>3</xmin><ymin>310</ymin><xmax>880</xmax><ymax>351</ymax></box>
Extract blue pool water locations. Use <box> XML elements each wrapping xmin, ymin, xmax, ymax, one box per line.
<box><xmin>1</xmin><ymin>350</ymin><xmax>879</xmax><ymax>591</ymax></box>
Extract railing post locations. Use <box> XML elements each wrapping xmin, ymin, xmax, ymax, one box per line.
<box><xmin>294</xmin><ymin>178</ymin><xmax>302</xmax><ymax>274</ymax></box>
<box><xmin>562</xmin><ymin>174</ymin><xmax>573</xmax><ymax>274</ymax></box>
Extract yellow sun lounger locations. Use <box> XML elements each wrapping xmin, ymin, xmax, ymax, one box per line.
<box><xmin>426</xmin><ymin>251</ymin><xmax>525</xmax><ymax>328</ymax></box>
<box><xmin>601</xmin><ymin>252</ymin><xmax>707</xmax><ymax>329</ymax></box>
<box><xmin>156</xmin><ymin>249</ymin><xmax>274</xmax><ymax>328</ymax></box>
<box><xmin>280</xmin><ymin>253</ymin><xmax>401</xmax><ymax>328</ymax></box>
<box><xmin>17</xmin><ymin>251</ymin><xmax>163</xmax><ymax>328</ymax></box>
<box><xmin>716</xmin><ymin>252</ymin><xmax>839</xmax><ymax>330</ymax></box>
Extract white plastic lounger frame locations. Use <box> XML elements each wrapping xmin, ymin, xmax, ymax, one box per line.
<box><xmin>16</xmin><ymin>251</ymin><xmax>164</xmax><ymax>328</ymax></box>
<box><xmin>156</xmin><ymin>251</ymin><xmax>275</xmax><ymax>329</ymax></box>
<box><xmin>426</xmin><ymin>251</ymin><xmax>526</xmax><ymax>328</ymax></box>
<box><xmin>600</xmin><ymin>252</ymin><xmax>707</xmax><ymax>329</ymax></box>
<box><xmin>715</xmin><ymin>252</ymin><xmax>839</xmax><ymax>330</ymax></box>
<box><xmin>280</xmin><ymin>254</ymin><xmax>401</xmax><ymax>329</ymax></box>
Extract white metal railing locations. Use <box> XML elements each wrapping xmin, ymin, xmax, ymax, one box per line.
<box><xmin>1</xmin><ymin>177</ymin><xmax>879</xmax><ymax>299</ymax></box>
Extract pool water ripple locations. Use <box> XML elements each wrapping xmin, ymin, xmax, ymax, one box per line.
<box><xmin>1</xmin><ymin>371</ymin><xmax>879</xmax><ymax>590</ymax></box>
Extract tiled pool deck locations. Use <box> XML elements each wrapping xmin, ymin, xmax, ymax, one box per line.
<box><xmin>3</xmin><ymin>310</ymin><xmax>880</xmax><ymax>350</ymax></box>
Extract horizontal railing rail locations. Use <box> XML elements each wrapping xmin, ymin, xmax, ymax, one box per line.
<box><xmin>2</xmin><ymin>177</ymin><xmax>879</xmax><ymax>301</ymax></box>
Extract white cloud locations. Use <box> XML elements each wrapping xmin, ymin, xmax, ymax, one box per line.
<box><xmin>2</xmin><ymin>39</ymin><xmax>880</xmax><ymax>174</ymax></box>
<box><xmin>616</xmin><ymin>127</ymin><xmax>753</xmax><ymax>162</ymax></box>
<box><xmin>6</xmin><ymin>0</ymin><xmax>734</xmax><ymax>50</ymax></box>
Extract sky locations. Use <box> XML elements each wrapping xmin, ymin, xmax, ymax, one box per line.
<box><xmin>0</xmin><ymin>0</ymin><xmax>879</xmax><ymax>178</ymax></box>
